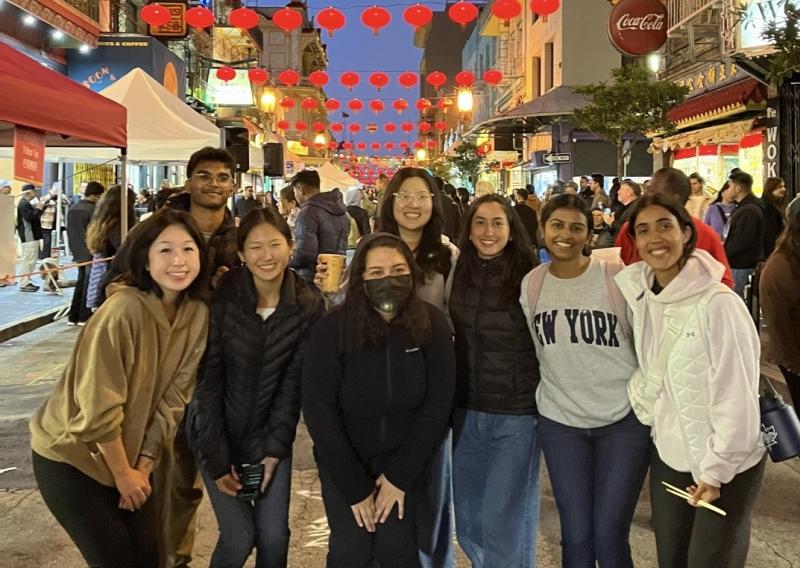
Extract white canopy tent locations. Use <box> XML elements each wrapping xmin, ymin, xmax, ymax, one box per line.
<box><xmin>317</xmin><ymin>161</ymin><xmax>358</xmax><ymax>192</ymax></box>
<box><xmin>38</xmin><ymin>68</ymin><xmax>220</xmax><ymax>163</ymax></box>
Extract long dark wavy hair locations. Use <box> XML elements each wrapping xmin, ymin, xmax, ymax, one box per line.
<box><xmin>340</xmin><ymin>232</ymin><xmax>430</xmax><ymax>348</ymax></box>
<box><xmin>763</xmin><ymin>177</ymin><xmax>787</xmax><ymax>214</ymax></box>
<box><xmin>775</xmin><ymin>208</ymin><xmax>800</xmax><ymax>268</ymax></box>
<box><xmin>376</xmin><ymin>167</ymin><xmax>452</xmax><ymax>280</ymax></box>
<box><xmin>455</xmin><ymin>194</ymin><xmax>537</xmax><ymax>303</ymax></box>
<box><xmin>86</xmin><ymin>185</ymin><xmax>136</xmax><ymax>255</ymax></box>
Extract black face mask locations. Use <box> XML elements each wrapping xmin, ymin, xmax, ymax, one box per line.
<box><xmin>363</xmin><ymin>274</ymin><xmax>413</xmax><ymax>314</ymax></box>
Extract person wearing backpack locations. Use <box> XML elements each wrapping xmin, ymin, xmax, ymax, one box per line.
<box><xmin>616</xmin><ymin>192</ymin><xmax>766</xmax><ymax>568</ymax></box>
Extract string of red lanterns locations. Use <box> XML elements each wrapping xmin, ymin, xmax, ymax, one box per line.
<box><xmin>141</xmin><ymin>2</ymin><xmax>561</xmax><ymax>34</ymax></box>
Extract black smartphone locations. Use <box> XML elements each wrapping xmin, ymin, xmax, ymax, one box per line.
<box><xmin>236</xmin><ymin>463</ymin><xmax>264</xmax><ymax>501</ymax></box>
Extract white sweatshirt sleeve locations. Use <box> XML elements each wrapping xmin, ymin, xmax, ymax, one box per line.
<box><xmin>699</xmin><ymin>293</ymin><xmax>763</xmax><ymax>487</ymax></box>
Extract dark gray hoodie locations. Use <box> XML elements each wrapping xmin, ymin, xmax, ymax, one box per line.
<box><xmin>290</xmin><ymin>188</ymin><xmax>350</xmax><ymax>283</ymax></box>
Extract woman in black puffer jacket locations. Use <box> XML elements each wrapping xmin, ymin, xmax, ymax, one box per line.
<box><xmin>190</xmin><ymin>207</ymin><xmax>323</xmax><ymax>568</ymax></box>
<box><xmin>448</xmin><ymin>194</ymin><xmax>541</xmax><ymax>568</ymax></box>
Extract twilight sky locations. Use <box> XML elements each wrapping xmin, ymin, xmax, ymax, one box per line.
<box><xmin>305</xmin><ymin>0</ymin><xmax>427</xmax><ymax>148</ymax></box>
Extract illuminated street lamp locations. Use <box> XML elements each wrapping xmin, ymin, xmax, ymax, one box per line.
<box><xmin>415</xmin><ymin>148</ymin><xmax>428</xmax><ymax>161</ymax></box>
<box><xmin>313</xmin><ymin>133</ymin><xmax>327</xmax><ymax>146</ymax></box>
<box><xmin>260</xmin><ymin>89</ymin><xmax>277</xmax><ymax>114</ymax></box>
<box><xmin>457</xmin><ymin>88</ymin><xmax>474</xmax><ymax>113</ymax></box>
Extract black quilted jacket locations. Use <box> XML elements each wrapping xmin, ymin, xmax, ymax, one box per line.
<box><xmin>449</xmin><ymin>256</ymin><xmax>540</xmax><ymax>415</ymax></box>
<box><xmin>189</xmin><ymin>266</ymin><xmax>324</xmax><ymax>480</ymax></box>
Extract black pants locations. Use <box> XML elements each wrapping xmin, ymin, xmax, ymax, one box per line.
<box><xmin>68</xmin><ymin>265</ymin><xmax>91</xmax><ymax>323</ymax></box>
<box><xmin>319</xmin><ymin>468</ymin><xmax>421</xmax><ymax>568</ymax></box>
<box><xmin>39</xmin><ymin>229</ymin><xmax>53</xmax><ymax>260</ymax></box>
<box><xmin>649</xmin><ymin>447</ymin><xmax>766</xmax><ymax>568</ymax></box>
<box><xmin>32</xmin><ymin>451</ymin><xmax>158</xmax><ymax>568</ymax></box>
<box><xmin>780</xmin><ymin>366</ymin><xmax>800</xmax><ymax>409</ymax></box>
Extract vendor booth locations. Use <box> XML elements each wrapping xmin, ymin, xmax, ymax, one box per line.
<box><xmin>316</xmin><ymin>161</ymin><xmax>359</xmax><ymax>192</ymax></box>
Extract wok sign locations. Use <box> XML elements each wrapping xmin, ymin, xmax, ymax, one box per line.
<box><xmin>13</xmin><ymin>127</ymin><xmax>45</xmax><ymax>185</ymax></box>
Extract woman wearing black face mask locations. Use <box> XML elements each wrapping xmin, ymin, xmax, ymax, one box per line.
<box><xmin>303</xmin><ymin>233</ymin><xmax>456</xmax><ymax>567</ymax></box>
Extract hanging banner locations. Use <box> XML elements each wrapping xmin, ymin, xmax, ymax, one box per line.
<box><xmin>763</xmin><ymin>99</ymin><xmax>779</xmax><ymax>179</ymax></box>
<box><xmin>13</xmin><ymin>127</ymin><xmax>46</xmax><ymax>185</ymax></box>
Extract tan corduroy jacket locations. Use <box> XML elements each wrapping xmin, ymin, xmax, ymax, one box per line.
<box><xmin>30</xmin><ymin>285</ymin><xmax>208</xmax><ymax>487</ymax></box>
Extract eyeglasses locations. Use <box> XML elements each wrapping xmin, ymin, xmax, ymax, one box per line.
<box><xmin>192</xmin><ymin>172</ymin><xmax>232</xmax><ymax>185</ymax></box>
<box><xmin>394</xmin><ymin>192</ymin><xmax>431</xmax><ymax>205</ymax></box>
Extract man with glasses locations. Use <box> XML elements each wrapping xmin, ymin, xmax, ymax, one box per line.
<box><xmin>99</xmin><ymin>146</ymin><xmax>239</xmax><ymax>568</ymax></box>
<box><xmin>289</xmin><ymin>169</ymin><xmax>350</xmax><ymax>284</ymax></box>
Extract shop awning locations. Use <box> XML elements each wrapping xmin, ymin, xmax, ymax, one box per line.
<box><xmin>667</xmin><ymin>78</ymin><xmax>766</xmax><ymax>129</ymax></box>
<box><xmin>651</xmin><ymin>118</ymin><xmax>757</xmax><ymax>152</ymax></box>
<box><xmin>0</xmin><ymin>43</ymin><xmax>127</xmax><ymax>149</ymax></box>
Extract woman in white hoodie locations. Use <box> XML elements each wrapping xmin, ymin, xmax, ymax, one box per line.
<box><xmin>616</xmin><ymin>192</ymin><xmax>766</xmax><ymax>568</ymax></box>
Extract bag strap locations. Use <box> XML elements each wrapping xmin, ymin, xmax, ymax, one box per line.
<box><xmin>650</xmin><ymin>303</ymin><xmax>696</xmax><ymax>379</ymax></box>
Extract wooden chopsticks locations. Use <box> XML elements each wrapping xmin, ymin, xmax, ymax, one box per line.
<box><xmin>661</xmin><ymin>481</ymin><xmax>727</xmax><ymax>516</ymax></box>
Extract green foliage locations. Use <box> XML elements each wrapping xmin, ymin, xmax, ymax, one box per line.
<box><xmin>447</xmin><ymin>141</ymin><xmax>485</xmax><ymax>185</ymax></box>
<box><xmin>742</xmin><ymin>0</ymin><xmax>800</xmax><ymax>83</ymax></box>
<box><xmin>573</xmin><ymin>65</ymin><xmax>689</xmax><ymax>177</ymax></box>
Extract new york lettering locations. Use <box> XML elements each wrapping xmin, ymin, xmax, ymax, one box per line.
<box><xmin>533</xmin><ymin>309</ymin><xmax>619</xmax><ymax>347</ymax></box>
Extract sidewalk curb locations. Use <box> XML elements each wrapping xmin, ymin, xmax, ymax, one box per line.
<box><xmin>0</xmin><ymin>306</ymin><xmax>66</xmax><ymax>343</ymax></box>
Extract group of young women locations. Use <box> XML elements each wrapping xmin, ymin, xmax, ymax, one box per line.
<box><xmin>31</xmin><ymin>165</ymin><xmax>769</xmax><ymax>568</ymax></box>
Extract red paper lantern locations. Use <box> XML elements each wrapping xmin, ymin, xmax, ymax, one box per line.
<box><xmin>312</xmin><ymin>121</ymin><xmax>326</xmax><ymax>133</ymax></box>
<box><xmin>343</xmin><ymin>142</ymin><xmax>353</xmax><ymax>150</ymax></box>
<box><xmin>330</xmin><ymin>122</ymin><xmax>344</xmax><ymax>133</ymax></box>
<box><xmin>300</xmin><ymin>140</ymin><xmax>309</xmax><ymax>147</ymax></box>
<box><xmin>369</xmin><ymin>72</ymin><xmax>389</xmax><ymax>91</ymax></box>
<box><xmin>272</xmin><ymin>7</ymin><xmax>302</xmax><ymax>33</ymax></box>
<box><xmin>448</xmin><ymin>1</ymin><xmax>478</xmax><ymax>27</ymax></box>
<box><xmin>301</xmin><ymin>97</ymin><xmax>318</xmax><ymax>111</ymax></box>
<box><xmin>403</xmin><ymin>3</ymin><xmax>433</xmax><ymax>31</ymax></box>
<box><xmin>295</xmin><ymin>120</ymin><xmax>308</xmax><ymax>131</ymax></box>
<box><xmin>419</xmin><ymin>122</ymin><xmax>432</xmax><ymax>132</ymax></box>
<box><xmin>279</xmin><ymin>69</ymin><xmax>300</xmax><ymax>87</ymax></box>
<box><xmin>185</xmin><ymin>6</ymin><xmax>214</xmax><ymax>28</ymax></box>
<box><xmin>141</xmin><ymin>4</ymin><xmax>171</xmax><ymax>27</ymax></box>
<box><xmin>325</xmin><ymin>98</ymin><xmax>341</xmax><ymax>111</ymax></box>
<box><xmin>425</xmin><ymin>71</ymin><xmax>447</xmax><ymax>90</ymax></box>
<box><xmin>455</xmin><ymin>70</ymin><xmax>476</xmax><ymax>87</ymax></box>
<box><xmin>434</xmin><ymin>120</ymin><xmax>448</xmax><ymax>132</ymax></box>
<box><xmin>399</xmin><ymin>142</ymin><xmax>409</xmax><ymax>149</ymax></box>
<box><xmin>369</xmin><ymin>99</ymin><xmax>385</xmax><ymax>114</ymax></box>
<box><xmin>415</xmin><ymin>98</ymin><xmax>432</xmax><ymax>112</ymax></box>
<box><xmin>361</xmin><ymin>6</ymin><xmax>391</xmax><ymax>35</ymax></box>
<box><xmin>414</xmin><ymin>141</ymin><xmax>424</xmax><ymax>149</ymax></box>
<box><xmin>349</xmin><ymin>123</ymin><xmax>361</xmax><ymax>133</ymax></box>
<box><xmin>530</xmin><ymin>0</ymin><xmax>560</xmax><ymax>17</ymax></box>
<box><xmin>340</xmin><ymin>71</ymin><xmax>361</xmax><ymax>91</ymax></box>
<box><xmin>316</xmin><ymin>7</ymin><xmax>346</xmax><ymax>37</ymax></box>
<box><xmin>347</xmin><ymin>99</ymin><xmax>364</xmax><ymax>113</ymax></box>
<box><xmin>392</xmin><ymin>99</ymin><xmax>409</xmax><ymax>114</ymax></box>
<box><xmin>357</xmin><ymin>142</ymin><xmax>367</xmax><ymax>150</ymax></box>
<box><xmin>384</xmin><ymin>122</ymin><xmax>397</xmax><ymax>133</ymax></box>
<box><xmin>372</xmin><ymin>142</ymin><xmax>381</xmax><ymax>150</ymax></box>
<box><xmin>366</xmin><ymin>122</ymin><xmax>378</xmax><ymax>133</ymax></box>
<box><xmin>279</xmin><ymin>97</ymin><xmax>295</xmax><ymax>109</ymax></box>
<box><xmin>247</xmin><ymin>68</ymin><xmax>269</xmax><ymax>85</ymax></box>
<box><xmin>216</xmin><ymin>66</ymin><xmax>236</xmax><ymax>82</ymax></box>
<box><xmin>492</xmin><ymin>0</ymin><xmax>522</xmax><ymax>20</ymax></box>
<box><xmin>328</xmin><ymin>141</ymin><xmax>339</xmax><ymax>150</ymax></box>
<box><xmin>229</xmin><ymin>7</ymin><xmax>259</xmax><ymax>29</ymax></box>
<box><xmin>276</xmin><ymin>120</ymin><xmax>290</xmax><ymax>130</ymax></box>
<box><xmin>385</xmin><ymin>142</ymin><xmax>395</xmax><ymax>150</ymax></box>
<box><xmin>398</xmin><ymin>72</ymin><xmax>418</xmax><ymax>90</ymax></box>
<box><xmin>401</xmin><ymin>122</ymin><xmax>414</xmax><ymax>133</ymax></box>
<box><xmin>314</xmin><ymin>141</ymin><xmax>324</xmax><ymax>148</ymax></box>
<box><xmin>483</xmin><ymin>69</ymin><xmax>504</xmax><ymax>86</ymax></box>
<box><xmin>308</xmin><ymin>70</ymin><xmax>329</xmax><ymax>88</ymax></box>
<box><xmin>427</xmin><ymin>139</ymin><xmax>437</xmax><ymax>148</ymax></box>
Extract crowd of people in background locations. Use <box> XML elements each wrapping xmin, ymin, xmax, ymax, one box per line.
<box><xmin>2</xmin><ymin>146</ymin><xmax>797</xmax><ymax>568</ymax></box>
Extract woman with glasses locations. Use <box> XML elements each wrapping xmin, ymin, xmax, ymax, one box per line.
<box><xmin>315</xmin><ymin>167</ymin><xmax>459</xmax><ymax>567</ymax></box>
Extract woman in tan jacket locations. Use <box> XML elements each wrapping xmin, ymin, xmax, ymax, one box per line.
<box><xmin>29</xmin><ymin>210</ymin><xmax>210</xmax><ymax>568</ymax></box>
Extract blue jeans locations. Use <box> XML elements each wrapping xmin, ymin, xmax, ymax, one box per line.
<box><xmin>418</xmin><ymin>432</ymin><xmax>456</xmax><ymax>568</ymax></box>
<box><xmin>538</xmin><ymin>412</ymin><xmax>650</xmax><ymax>568</ymax></box>
<box><xmin>452</xmin><ymin>410</ymin><xmax>541</xmax><ymax>568</ymax></box>
<box><xmin>202</xmin><ymin>457</ymin><xmax>292</xmax><ymax>568</ymax></box>
<box><xmin>731</xmin><ymin>268</ymin><xmax>754</xmax><ymax>298</ymax></box>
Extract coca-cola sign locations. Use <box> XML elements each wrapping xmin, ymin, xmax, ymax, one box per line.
<box><xmin>608</xmin><ymin>0</ymin><xmax>668</xmax><ymax>57</ymax></box>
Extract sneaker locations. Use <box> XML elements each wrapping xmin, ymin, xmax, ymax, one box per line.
<box><xmin>20</xmin><ymin>283</ymin><xmax>39</xmax><ymax>292</ymax></box>
<box><xmin>66</xmin><ymin>321</ymin><xmax>77</xmax><ymax>327</ymax></box>
<box><xmin>76</xmin><ymin>322</ymin><xmax>86</xmax><ymax>327</ymax></box>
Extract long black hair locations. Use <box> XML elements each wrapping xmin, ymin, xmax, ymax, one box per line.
<box><xmin>455</xmin><ymin>194</ymin><xmax>537</xmax><ymax>302</ymax></box>
<box><xmin>627</xmin><ymin>192</ymin><xmax>698</xmax><ymax>263</ymax></box>
<box><xmin>376</xmin><ymin>167</ymin><xmax>452</xmax><ymax>280</ymax></box>
<box><xmin>341</xmin><ymin>232</ymin><xmax>430</xmax><ymax>348</ymax></box>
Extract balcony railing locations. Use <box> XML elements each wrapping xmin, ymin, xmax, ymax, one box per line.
<box><xmin>63</xmin><ymin>0</ymin><xmax>100</xmax><ymax>22</ymax></box>
<box><xmin>668</xmin><ymin>0</ymin><xmax>719</xmax><ymax>31</ymax></box>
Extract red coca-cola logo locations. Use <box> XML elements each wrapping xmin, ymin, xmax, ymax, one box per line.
<box><xmin>608</xmin><ymin>0</ymin><xmax>668</xmax><ymax>57</ymax></box>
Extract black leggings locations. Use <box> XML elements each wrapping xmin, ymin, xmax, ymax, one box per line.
<box><xmin>32</xmin><ymin>451</ymin><xmax>158</xmax><ymax>568</ymax></box>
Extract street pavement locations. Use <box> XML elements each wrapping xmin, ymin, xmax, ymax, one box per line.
<box><xmin>0</xmin><ymin>322</ymin><xmax>798</xmax><ymax>567</ymax></box>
